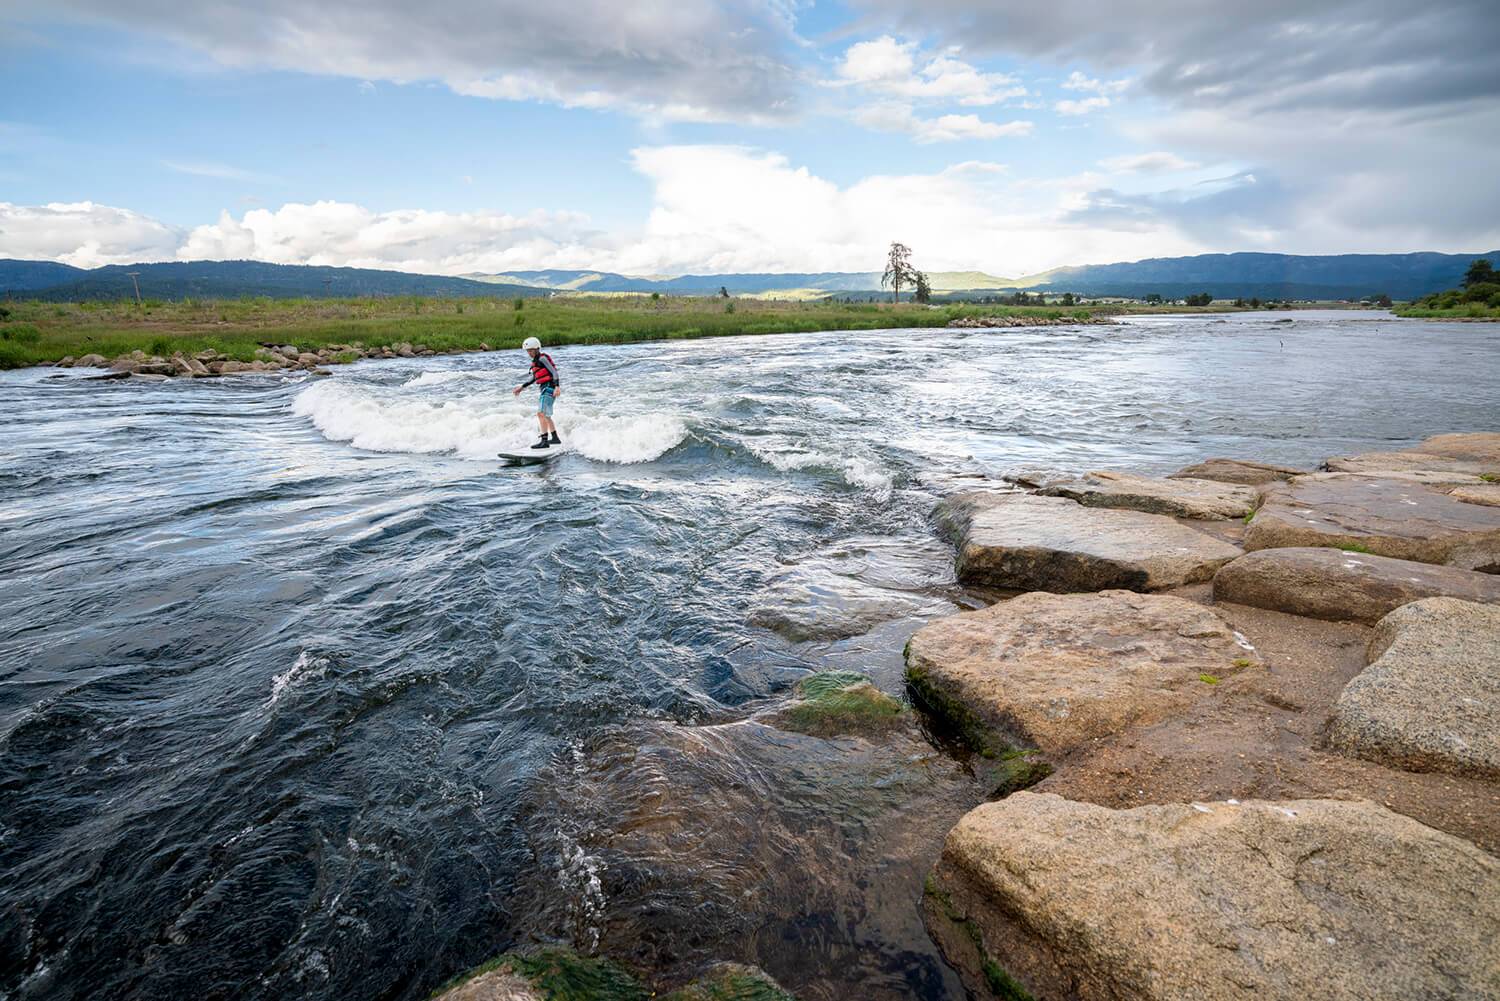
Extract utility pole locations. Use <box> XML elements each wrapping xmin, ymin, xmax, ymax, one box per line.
<box><xmin>126</xmin><ymin>272</ymin><xmax>142</xmax><ymax>306</ymax></box>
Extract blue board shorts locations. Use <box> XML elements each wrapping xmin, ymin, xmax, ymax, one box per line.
<box><xmin>537</xmin><ymin>386</ymin><xmax>556</xmax><ymax>417</ymax></box>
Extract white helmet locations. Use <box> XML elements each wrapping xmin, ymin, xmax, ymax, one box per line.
<box><xmin>522</xmin><ymin>336</ymin><xmax>542</xmax><ymax>351</ymax></box>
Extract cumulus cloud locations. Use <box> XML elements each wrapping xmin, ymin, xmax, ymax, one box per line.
<box><xmin>0</xmin><ymin>201</ymin><xmax>182</xmax><ymax>267</ymax></box>
<box><xmin>0</xmin><ymin>148</ymin><xmax>1216</xmax><ymax>277</ymax></box>
<box><xmin>835</xmin><ymin>36</ymin><xmax>1027</xmax><ymax>106</ymax></box>
<box><xmin>853</xmin><ymin>101</ymin><xmax>1033</xmax><ymax>143</ymax></box>
<box><xmin>36</xmin><ymin>0</ymin><xmax>803</xmax><ymax>123</ymax></box>
<box><xmin>1061</xmin><ymin>71</ymin><xmax>1129</xmax><ymax>95</ymax></box>
<box><xmin>1054</xmin><ymin>96</ymin><xmax>1111</xmax><ymax>116</ymax></box>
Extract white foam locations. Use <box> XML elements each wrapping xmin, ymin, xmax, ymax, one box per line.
<box><xmin>402</xmin><ymin>370</ymin><xmax>472</xmax><ymax>388</ymax></box>
<box><xmin>293</xmin><ymin>379</ymin><xmax>687</xmax><ymax>463</ymax></box>
<box><xmin>747</xmin><ymin>440</ymin><xmax>893</xmax><ymax>495</ymax></box>
<box><xmin>268</xmin><ymin>650</ymin><xmax>327</xmax><ymax>706</ymax></box>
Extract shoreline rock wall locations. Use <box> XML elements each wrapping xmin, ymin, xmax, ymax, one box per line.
<box><xmin>909</xmin><ymin>432</ymin><xmax>1500</xmax><ymax>1000</ymax></box>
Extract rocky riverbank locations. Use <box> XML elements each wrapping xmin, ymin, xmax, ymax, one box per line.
<box><xmin>910</xmin><ymin>431</ymin><xmax>1500</xmax><ymax>1000</ymax></box>
<box><xmin>52</xmin><ymin>339</ymin><xmax>489</xmax><ymax>380</ymax></box>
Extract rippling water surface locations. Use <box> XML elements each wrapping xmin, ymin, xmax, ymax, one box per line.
<box><xmin>2</xmin><ymin>312</ymin><xmax>1496</xmax><ymax>1000</ymax></box>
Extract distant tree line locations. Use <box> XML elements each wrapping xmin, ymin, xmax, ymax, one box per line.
<box><xmin>1414</xmin><ymin>258</ymin><xmax>1500</xmax><ymax>309</ymax></box>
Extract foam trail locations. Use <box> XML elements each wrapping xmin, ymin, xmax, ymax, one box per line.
<box><xmin>292</xmin><ymin>380</ymin><xmax>687</xmax><ymax>463</ymax></box>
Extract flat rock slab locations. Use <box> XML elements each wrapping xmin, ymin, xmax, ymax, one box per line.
<box><xmin>1416</xmin><ymin>431</ymin><xmax>1500</xmax><ymax>464</ymax></box>
<box><xmin>1451</xmin><ymin>483</ymin><xmax>1500</xmax><ymax>507</ymax></box>
<box><xmin>432</xmin><ymin>969</ymin><xmax>542</xmax><ymax>1001</ymax></box>
<box><xmin>1324</xmin><ymin>451</ymin><xmax>1493</xmax><ymax>476</ymax></box>
<box><xmin>1042</xmin><ymin>470</ymin><xmax>1257</xmax><ymax>520</ymax></box>
<box><xmin>905</xmin><ymin>590</ymin><xmax>1257</xmax><ymax>757</ymax></box>
<box><xmin>1329</xmin><ymin>597</ymin><xmax>1500</xmax><ymax>779</ymax></box>
<box><xmin>1170</xmin><ymin>457</ymin><xmax>1303</xmax><ymax>485</ymax></box>
<box><xmin>1293</xmin><ymin>469</ymin><xmax>1484</xmax><ymax>488</ymax></box>
<box><xmin>1245</xmin><ymin>475</ymin><xmax>1500</xmax><ymax>571</ymax></box>
<box><xmin>940</xmin><ymin>491</ymin><xmax>1243</xmax><ymax>592</ymax></box>
<box><xmin>1213</xmin><ymin>547</ymin><xmax>1500</xmax><ymax>625</ymax></box>
<box><xmin>926</xmin><ymin>792</ymin><xmax>1500</xmax><ymax>1001</ymax></box>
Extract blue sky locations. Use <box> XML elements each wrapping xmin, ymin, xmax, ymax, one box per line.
<box><xmin>2</xmin><ymin>0</ymin><xmax>1497</xmax><ymax>277</ymax></box>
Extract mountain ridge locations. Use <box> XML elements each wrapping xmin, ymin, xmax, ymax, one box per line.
<box><xmin>3</xmin><ymin>251</ymin><xmax>1493</xmax><ymax>301</ymax></box>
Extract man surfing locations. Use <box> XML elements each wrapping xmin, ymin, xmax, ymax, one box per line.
<box><xmin>512</xmin><ymin>336</ymin><xmax>562</xmax><ymax>449</ymax></box>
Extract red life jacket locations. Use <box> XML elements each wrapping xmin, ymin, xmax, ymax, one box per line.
<box><xmin>529</xmin><ymin>352</ymin><xmax>557</xmax><ymax>388</ymax></box>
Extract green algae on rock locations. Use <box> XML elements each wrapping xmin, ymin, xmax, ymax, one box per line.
<box><xmin>769</xmin><ymin>670</ymin><xmax>907</xmax><ymax>738</ymax></box>
<box><xmin>430</xmin><ymin>950</ymin><xmax>796</xmax><ymax>1001</ymax></box>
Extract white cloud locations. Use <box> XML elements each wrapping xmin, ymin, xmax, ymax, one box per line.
<box><xmin>1098</xmin><ymin>151</ymin><xmax>1200</xmax><ymax>173</ymax></box>
<box><xmin>1061</xmin><ymin>71</ymin><xmax>1129</xmax><ymax>94</ymax></box>
<box><xmin>161</xmin><ymin>160</ymin><xmax>277</xmax><ymax>183</ymax></box>
<box><xmin>38</xmin><ymin>0</ymin><xmax>802</xmax><ymax>123</ymax></box>
<box><xmin>0</xmin><ymin>201</ymin><xmax>181</xmax><ymax>267</ymax></box>
<box><xmin>836</xmin><ymin>36</ymin><xmax>1026</xmax><ymax>106</ymax></box>
<box><xmin>853</xmin><ymin>102</ymin><xmax>1033</xmax><ymax>143</ymax></box>
<box><xmin>0</xmin><ymin>148</ymin><xmax>1214</xmax><ymax>278</ymax></box>
<box><xmin>1055</xmin><ymin>96</ymin><xmax>1111</xmax><ymax>115</ymax></box>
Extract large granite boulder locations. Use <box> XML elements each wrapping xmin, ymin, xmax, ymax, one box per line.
<box><xmin>905</xmin><ymin>591</ymin><xmax>1257</xmax><ymax>758</ymax></box>
<box><xmin>1324</xmin><ymin>451</ymin><xmax>1492</xmax><ymax>477</ymax></box>
<box><xmin>1415</xmin><ymin>432</ymin><xmax>1500</xmax><ymax>464</ymax></box>
<box><xmin>1328</xmin><ymin>598</ymin><xmax>1500</xmax><ymax>779</ymax></box>
<box><xmin>1245</xmin><ymin>476</ymin><xmax>1500</xmax><ymax>571</ymax></box>
<box><xmin>1041</xmin><ymin>470</ymin><xmax>1257</xmax><ymax>520</ymax></box>
<box><xmin>1169</xmin><ymin>457</ymin><xmax>1302</xmax><ymax>485</ymax></box>
<box><xmin>1213</xmin><ymin>547</ymin><xmax>1500</xmax><ymax>624</ymax></box>
<box><xmin>1451</xmin><ymin>484</ymin><xmax>1500</xmax><ymax>507</ymax></box>
<box><xmin>939</xmin><ymin>492</ymin><xmax>1242</xmax><ymax>592</ymax></box>
<box><xmin>925</xmin><ymin>792</ymin><xmax>1500</xmax><ymax>1001</ymax></box>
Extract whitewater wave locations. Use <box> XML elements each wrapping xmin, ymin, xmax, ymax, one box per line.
<box><xmin>292</xmin><ymin>379</ymin><xmax>687</xmax><ymax>464</ymax></box>
<box><xmin>745</xmin><ymin>440</ymin><xmax>894</xmax><ymax>495</ymax></box>
<box><xmin>402</xmin><ymin>371</ymin><xmax>475</xmax><ymax>388</ymax></box>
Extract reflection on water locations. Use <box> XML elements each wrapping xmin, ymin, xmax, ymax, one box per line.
<box><xmin>1</xmin><ymin>311</ymin><xmax>1496</xmax><ymax>1000</ymax></box>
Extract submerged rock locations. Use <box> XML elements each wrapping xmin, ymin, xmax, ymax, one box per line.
<box><xmin>1169</xmin><ymin>457</ymin><xmax>1302</xmax><ymax>485</ymax></box>
<box><xmin>1328</xmin><ymin>597</ymin><xmax>1500</xmax><ymax>779</ymax></box>
<box><xmin>432</xmin><ymin>951</ymin><xmax>796</xmax><ymax>1001</ymax></box>
<box><xmin>939</xmin><ymin>491</ymin><xmax>1241</xmax><ymax>592</ymax></box>
<box><xmin>1213</xmin><ymin>547</ymin><xmax>1500</xmax><ymax>624</ymax></box>
<box><xmin>904</xmin><ymin>591</ymin><xmax>1256</xmax><ymax>760</ymax></box>
<box><xmin>767</xmin><ymin>670</ymin><xmax>907</xmax><ymax>738</ymax></box>
<box><xmin>925</xmin><ymin>792</ymin><xmax>1500</xmax><ymax>1001</ymax></box>
<box><xmin>1041</xmin><ymin>470</ymin><xmax>1257</xmax><ymax>520</ymax></box>
<box><xmin>1245</xmin><ymin>475</ymin><xmax>1500</xmax><ymax>571</ymax></box>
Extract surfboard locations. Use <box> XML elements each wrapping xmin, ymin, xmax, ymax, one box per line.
<box><xmin>497</xmin><ymin>444</ymin><xmax>570</xmax><ymax>464</ymax></box>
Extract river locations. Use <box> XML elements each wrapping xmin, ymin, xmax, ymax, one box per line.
<box><xmin>2</xmin><ymin>311</ymin><xmax>1496</xmax><ymax>1000</ymax></box>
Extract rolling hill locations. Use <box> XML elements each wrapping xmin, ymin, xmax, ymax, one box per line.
<box><xmin>3</xmin><ymin>251</ymin><xmax>1493</xmax><ymax>302</ymax></box>
<box><xmin>1</xmin><ymin>260</ymin><xmax>546</xmax><ymax>301</ymax></box>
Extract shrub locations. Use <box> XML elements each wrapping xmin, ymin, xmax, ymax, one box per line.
<box><xmin>0</xmin><ymin>322</ymin><xmax>40</xmax><ymax>344</ymax></box>
<box><xmin>1461</xmin><ymin>281</ymin><xmax>1500</xmax><ymax>303</ymax></box>
<box><xmin>513</xmin><ymin>297</ymin><xmax>524</xmax><ymax>310</ymax></box>
<box><xmin>0</xmin><ymin>304</ymin><xmax>9</xmax><ymax>321</ymax></box>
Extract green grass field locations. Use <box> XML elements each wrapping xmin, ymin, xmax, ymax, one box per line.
<box><xmin>1393</xmin><ymin>302</ymin><xmax>1500</xmax><ymax>320</ymax></box>
<box><xmin>0</xmin><ymin>295</ymin><xmax>1115</xmax><ymax>369</ymax></box>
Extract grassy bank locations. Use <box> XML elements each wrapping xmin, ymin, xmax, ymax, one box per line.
<box><xmin>0</xmin><ymin>296</ymin><xmax>1117</xmax><ymax>369</ymax></box>
<box><xmin>1393</xmin><ymin>303</ymin><xmax>1500</xmax><ymax>320</ymax></box>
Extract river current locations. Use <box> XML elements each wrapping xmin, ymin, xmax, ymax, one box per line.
<box><xmin>2</xmin><ymin>311</ymin><xmax>1496</xmax><ymax>1000</ymax></box>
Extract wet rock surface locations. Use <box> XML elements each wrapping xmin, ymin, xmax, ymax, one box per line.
<box><xmin>509</xmin><ymin>716</ymin><xmax>981</xmax><ymax>1000</ymax></box>
<box><xmin>1213</xmin><ymin>546</ymin><xmax>1500</xmax><ymax>624</ymax></box>
<box><xmin>940</xmin><ymin>491</ymin><xmax>1242</xmax><ymax>592</ymax></box>
<box><xmin>1329</xmin><ymin>598</ymin><xmax>1500</xmax><ymax>779</ymax></box>
<box><xmin>1169</xmin><ymin>457</ymin><xmax>1303</xmax><ymax>485</ymax></box>
<box><xmin>925</xmin><ymin>792</ymin><xmax>1500</xmax><ymax>1001</ymax></box>
<box><xmin>904</xmin><ymin>590</ymin><xmax>1257</xmax><ymax>758</ymax></box>
<box><xmin>1245</xmin><ymin>475</ymin><xmax>1500</xmax><ymax>570</ymax></box>
<box><xmin>1041</xmin><ymin>470</ymin><xmax>1258</xmax><ymax>520</ymax></box>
